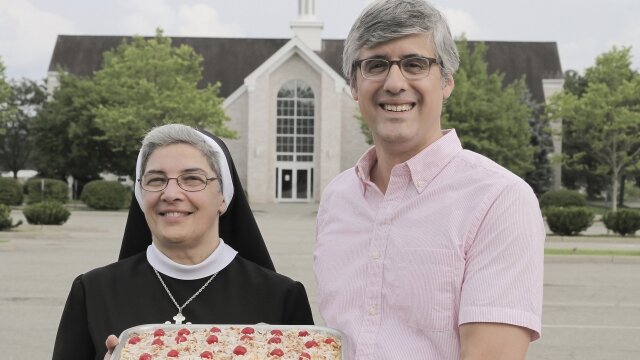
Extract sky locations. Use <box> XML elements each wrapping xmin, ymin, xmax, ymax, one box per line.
<box><xmin>1</xmin><ymin>0</ymin><xmax>639</xmax><ymax>82</ymax></box>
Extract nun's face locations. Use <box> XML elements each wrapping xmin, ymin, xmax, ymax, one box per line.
<box><xmin>141</xmin><ymin>143</ymin><xmax>226</xmax><ymax>252</ymax></box>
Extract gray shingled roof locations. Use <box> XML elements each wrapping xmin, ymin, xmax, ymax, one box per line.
<box><xmin>49</xmin><ymin>35</ymin><xmax>562</xmax><ymax>103</ymax></box>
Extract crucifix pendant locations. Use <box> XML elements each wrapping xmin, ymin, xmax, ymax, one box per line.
<box><xmin>173</xmin><ymin>312</ymin><xmax>186</xmax><ymax>324</ymax></box>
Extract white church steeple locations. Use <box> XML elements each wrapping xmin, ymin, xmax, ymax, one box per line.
<box><xmin>290</xmin><ymin>0</ymin><xmax>324</xmax><ymax>51</ymax></box>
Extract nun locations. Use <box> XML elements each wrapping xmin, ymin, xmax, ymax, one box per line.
<box><xmin>53</xmin><ymin>124</ymin><xmax>313</xmax><ymax>360</ymax></box>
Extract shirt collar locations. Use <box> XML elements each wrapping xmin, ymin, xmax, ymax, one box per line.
<box><xmin>146</xmin><ymin>239</ymin><xmax>238</xmax><ymax>280</ymax></box>
<box><xmin>354</xmin><ymin>129</ymin><xmax>462</xmax><ymax>194</ymax></box>
<box><xmin>354</xmin><ymin>146</ymin><xmax>377</xmax><ymax>195</ymax></box>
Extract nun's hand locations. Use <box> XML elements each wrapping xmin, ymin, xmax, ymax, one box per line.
<box><xmin>104</xmin><ymin>335</ymin><xmax>119</xmax><ymax>360</ymax></box>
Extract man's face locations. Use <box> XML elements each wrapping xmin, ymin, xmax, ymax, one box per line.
<box><xmin>351</xmin><ymin>33</ymin><xmax>454</xmax><ymax>155</ymax></box>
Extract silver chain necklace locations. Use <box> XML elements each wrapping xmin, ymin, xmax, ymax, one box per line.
<box><xmin>153</xmin><ymin>268</ymin><xmax>218</xmax><ymax>324</ymax></box>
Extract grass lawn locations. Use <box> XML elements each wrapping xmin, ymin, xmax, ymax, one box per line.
<box><xmin>545</xmin><ymin>248</ymin><xmax>640</xmax><ymax>256</ymax></box>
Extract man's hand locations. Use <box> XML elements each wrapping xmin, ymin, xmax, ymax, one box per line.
<box><xmin>104</xmin><ymin>335</ymin><xmax>119</xmax><ymax>360</ymax></box>
<box><xmin>460</xmin><ymin>322</ymin><xmax>531</xmax><ymax>360</ymax></box>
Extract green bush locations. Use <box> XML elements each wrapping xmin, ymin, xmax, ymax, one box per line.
<box><xmin>24</xmin><ymin>178</ymin><xmax>69</xmax><ymax>204</ymax></box>
<box><xmin>22</xmin><ymin>201</ymin><xmax>70</xmax><ymax>225</ymax></box>
<box><xmin>539</xmin><ymin>189</ymin><xmax>586</xmax><ymax>209</ymax></box>
<box><xmin>0</xmin><ymin>178</ymin><xmax>23</xmax><ymax>206</ymax></box>
<box><xmin>80</xmin><ymin>180</ymin><xmax>129</xmax><ymax>210</ymax></box>
<box><xmin>544</xmin><ymin>206</ymin><xmax>594</xmax><ymax>236</ymax></box>
<box><xmin>0</xmin><ymin>204</ymin><xmax>22</xmax><ymax>230</ymax></box>
<box><xmin>602</xmin><ymin>210</ymin><xmax>640</xmax><ymax>236</ymax></box>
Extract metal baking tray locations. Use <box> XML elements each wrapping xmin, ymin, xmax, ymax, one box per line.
<box><xmin>111</xmin><ymin>323</ymin><xmax>345</xmax><ymax>359</ymax></box>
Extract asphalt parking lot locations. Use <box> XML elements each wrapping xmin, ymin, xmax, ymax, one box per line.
<box><xmin>1</xmin><ymin>204</ymin><xmax>639</xmax><ymax>359</ymax></box>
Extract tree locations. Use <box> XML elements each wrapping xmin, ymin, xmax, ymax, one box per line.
<box><xmin>0</xmin><ymin>79</ymin><xmax>46</xmax><ymax>178</ymax></box>
<box><xmin>547</xmin><ymin>47</ymin><xmax>640</xmax><ymax>211</ymax></box>
<box><xmin>442</xmin><ymin>39</ymin><xmax>535</xmax><ymax>178</ymax></box>
<box><xmin>0</xmin><ymin>57</ymin><xmax>13</xmax><ymax>136</ymax></box>
<box><xmin>31</xmin><ymin>73</ymin><xmax>109</xmax><ymax>185</ymax></box>
<box><xmin>92</xmin><ymin>29</ymin><xmax>235</xmax><ymax>175</ymax></box>
<box><xmin>560</xmin><ymin>70</ymin><xmax>612</xmax><ymax>200</ymax></box>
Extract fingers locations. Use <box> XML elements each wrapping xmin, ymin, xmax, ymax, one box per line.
<box><xmin>104</xmin><ymin>335</ymin><xmax>119</xmax><ymax>360</ymax></box>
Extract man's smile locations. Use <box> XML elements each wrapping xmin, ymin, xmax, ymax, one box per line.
<box><xmin>381</xmin><ymin>103</ymin><xmax>415</xmax><ymax>112</ymax></box>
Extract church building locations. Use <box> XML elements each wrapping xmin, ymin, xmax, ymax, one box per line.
<box><xmin>47</xmin><ymin>0</ymin><xmax>564</xmax><ymax>203</ymax></box>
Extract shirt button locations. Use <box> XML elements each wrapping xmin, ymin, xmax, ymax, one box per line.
<box><xmin>417</xmin><ymin>180</ymin><xmax>426</xmax><ymax>188</ymax></box>
<box><xmin>383</xmin><ymin>219</ymin><xmax>391</xmax><ymax>225</ymax></box>
<box><xmin>372</xmin><ymin>250</ymin><xmax>380</xmax><ymax>260</ymax></box>
<box><xmin>368</xmin><ymin>306</ymin><xmax>376</xmax><ymax>315</ymax></box>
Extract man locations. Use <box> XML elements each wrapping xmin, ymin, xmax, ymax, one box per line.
<box><xmin>314</xmin><ymin>0</ymin><xmax>545</xmax><ymax>359</ymax></box>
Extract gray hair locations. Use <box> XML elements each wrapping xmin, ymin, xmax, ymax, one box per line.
<box><xmin>343</xmin><ymin>0</ymin><xmax>460</xmax><ymax>85</ymax></box>
<box><xmin>140</xmin><ymin>124</ymin><xmax>223</xmax><ymax>191</ymax></box>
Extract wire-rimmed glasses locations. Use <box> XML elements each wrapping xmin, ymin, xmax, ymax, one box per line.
<box><xmin>138</xmin><ymin>173</ymin><xmax>218</xmax><ymax>192</ymax></box>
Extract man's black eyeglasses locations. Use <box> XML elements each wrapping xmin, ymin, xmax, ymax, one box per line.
<box><xmin>353</xmin><ymin>56</ymin><xmax>440</xmax><ymax>80</ymax></box>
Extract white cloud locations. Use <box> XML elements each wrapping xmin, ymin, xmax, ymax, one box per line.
<box><xmin>0</xmin><ymin>0</ymin><xmax>74</xmax><ymax>80</ymax></box>
<box><xmin>177</xmin><ymin>4</ymin><xmax>242</xmax><ymax>37</ymax></box>
<box><xmin>439</xmin><ymin>8</ymin><xmax>481</xmax><ymax>39</ymax></box>
<box><xmin>617</xmin><ymin>21</ymin><xmax>640</xmax><ymax>70</ymax></box>
<box><xmin>114</xmin><ymin>0</ymin><xmax>175</xmax><ymax>35</ymax></box>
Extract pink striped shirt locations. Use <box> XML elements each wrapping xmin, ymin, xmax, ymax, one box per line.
<box><xmin>314</xmin><ymin>130</ymin><xmax>544</xmax><ymax>359</ymax></box>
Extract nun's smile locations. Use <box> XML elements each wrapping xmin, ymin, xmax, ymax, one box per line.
<box><xmin>141</xmin><ymin>144</ymin><xmax>226</xmax><ymax>254</ymax></box>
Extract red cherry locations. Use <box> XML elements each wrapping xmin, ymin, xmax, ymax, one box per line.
<box><xmin>240</xmin><ymin>334</ymin><xmax>253</xmax><ymax>341</ymax></box>
<box><xmin>268</xmin><ymin>336</ymin><xmax>282</xmax><ymax>344</ymax></box>
<box><xmin>324</xmin><ymin>338</ymin><xmax>336</xmax><ymax>344</ymax></box>
<box><xmin>206</xmin><ymin>335</ymin><xmax>218</xmax><ymax>344</ymax></box>
<box><xmin>304</xmin><ymin>340</ymin><xmax>318</xmax><ymax>348</ymax></box>
<box><xmin>177</xmin><ymin>328</ymin><xmax>191</xmax><ymax>336</ymax></box>
<box><xmin>241</xmin><ymin>327</ymin><xmax>255</xmax><ymax>335</ymax></box>
<box><xmin>210</xmin><ymin>326</ymin><xmax>221</xmax><ymax>333</ymax></box>
<box><xmin>167</xmin><ymin>349</ymin><xmax>179</xmax><ymax>357</ymax></box>
<box><xmin>139</xmin><ymin>354</ymin><xmax>152</xmax><ymax>360</ymax></box>
<box><xmin>151</xmin><ymin>338</ymin><xmax>164</xmax><ymax>346</ymax></box>
<box><xmin>233</xmin><ymin>345</ymin><xmax>247</xmax><ymax>355</ymax></box>
<box><xmin>270</xmin><ymin>329</ymin><xmax>283</xmax><ymax>336</ymax></box>
<box><xmin>153</xmin><ymin>329</ymin><xmax>165</xmax><ymax>337</ymax></box>
<box><xmin>200</xmin><ymin>351</ymin><xmax>213</xmax><ymax>359</ymax></box>
<box><xmin>270</xmin><ymin>348</ymin><xmax>285</xmax><ymax>357</ymax></box>
<box><xmin>175</xmin><ymin>335</ymin><xmax>188</xmax><ymax>344</ymax></box>
<box><xmin>299</xmin><ymin>353</ymin><xmax>311</xmax><ymax>360</ymax></box>
<box><xmin>298</xmin><ymin>330</ymin><xmax>309</xmax><ymax>337</ymax></box>
<box><xmin>128</xmin><ymin>336</ymin><xmax>141</xmax><ymax>345</ymax></box>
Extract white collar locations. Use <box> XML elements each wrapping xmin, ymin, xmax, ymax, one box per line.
<box><xmin>146</xmin><ymin>239</ymin><xmax>237</xmax><ymax>280</ymax></box>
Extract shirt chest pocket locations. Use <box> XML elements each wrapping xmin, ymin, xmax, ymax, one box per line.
<box><xmin>386</xmin><ymin>248</ymin><xmax>458</xmax><ymax>332</ymax></box>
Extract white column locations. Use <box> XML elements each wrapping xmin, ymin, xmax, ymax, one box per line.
<box><xmin>543</xmin><ymin>78</ymin><xmax>565</xmax><ymax>189</ymax></box>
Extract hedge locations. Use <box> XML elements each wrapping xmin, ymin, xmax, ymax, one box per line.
<box><xmin>22</xmin><ymin>201</ymin><xmax>70</xmax><ymax>225</ymax></box>
<box><xmin>0</xmin><ymin>203</ymin><xmax>22</xmax><ymax>230</ymax></box>
<box><xmin>602</xmin><ymin>210</ymin><xmax>640</xmax><ymax>236</ymax></box>
<box><xmin>539</xmin><ymin>189</ymin><xmax>586</xmax><ymax>209</ymax></box>
<box><xmin>80</xmin><ymin>180</ymin><xmax>129</xmax><ymax>210</ymax></box>
<box><xmin>0</xmin><ymin>178</ymin><xmax>23</xmax><ymax>206</ymax></box>
<box><xmin>544</xmin><ymin>206</ymin><xmax>594</xmax><ymax>236</ymax></box>
<box><xmin>24</xmin><ymin>178</ymin><xmax>69</xmax><ymax>204</ymax></box>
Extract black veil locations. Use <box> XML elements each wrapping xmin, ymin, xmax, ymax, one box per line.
<box><xmin>118</xmin><ymin>129</ymin><xmax>275</xmax><ymax>271</ymax></box>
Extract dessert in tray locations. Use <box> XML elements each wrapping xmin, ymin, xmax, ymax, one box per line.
<box><xmin>112</xmin><ymin>324</ymin><xmax>342</xmax><ymax>359</ymax></box>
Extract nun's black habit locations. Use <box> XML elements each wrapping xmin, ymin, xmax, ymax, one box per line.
<box><xmin>53</xmin><ymin>128</ymin><xmax>313</xmax><ymax>360</ymax></box>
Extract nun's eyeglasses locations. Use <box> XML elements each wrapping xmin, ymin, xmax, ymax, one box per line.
<box><xmin>138</xmin><ymin>173</ymin><xmax>218</xmax><ymax>192</ymax></box>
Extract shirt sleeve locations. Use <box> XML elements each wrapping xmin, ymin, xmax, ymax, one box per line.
<box><xmin>52</xmin><ymin>275</ymin><xmax>97</xmax><ymax>359</ymax></box>
<box><xmin>458</xmin><ymin>180</ymin><xmax>545</xmax><ymax>340</ymax></box>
